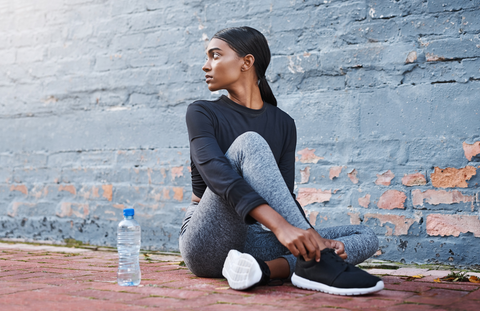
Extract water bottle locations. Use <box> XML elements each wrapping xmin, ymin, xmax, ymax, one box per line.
<box><xmin>117</xmin><ymin>208</ymin><xmax>141</xmax><ymax>286</ymax></box>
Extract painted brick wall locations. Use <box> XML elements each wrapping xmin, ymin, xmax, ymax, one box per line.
<box><xmin>1</xmin><ymin>0</ymin><xmax>479</xmax><ymax>265</ymax></box>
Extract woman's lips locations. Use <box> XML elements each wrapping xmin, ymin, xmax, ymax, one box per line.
<box><xmin>205</xmin><ymin>75</ymin><xmax>213</xmax><ymax>83</ymax></box>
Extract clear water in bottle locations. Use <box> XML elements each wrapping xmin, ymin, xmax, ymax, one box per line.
<box><xmin>117</xmin><ymin>208</ymin><xmax>141</xmax><ymax>286</ymax></box>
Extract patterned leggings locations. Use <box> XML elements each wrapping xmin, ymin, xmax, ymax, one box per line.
<box><xmin>179</xmin><ymin>132</ymin><xmax>378</xmax><ymax>278</ymax></box>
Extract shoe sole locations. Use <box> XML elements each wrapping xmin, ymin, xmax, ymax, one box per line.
<box><xmin>291</xmin><ymin>273</ymin><xmax>384</xmax><ymax>296</ymax></box>
<box><xmin>222</xmin><ymin>249</ymin><xmax>262</xmax><ymax>290</ymax></box>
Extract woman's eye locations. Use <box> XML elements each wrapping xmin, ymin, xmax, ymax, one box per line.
<box><xmin>213</xmin><ymin>53</ymin><xmax>220</xmax><ymax>59</ymax></box>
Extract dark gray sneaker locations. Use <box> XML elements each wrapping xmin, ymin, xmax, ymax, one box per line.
<box><xmin>292</xmin><ymin>248</ymin><xmax>384</xmax><ymax>295</ymax></box>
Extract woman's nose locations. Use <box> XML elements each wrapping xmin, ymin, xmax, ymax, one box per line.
<box><xmin>202</xmin><ymin>60</ymin><xmax>211</xmax><ymax>72</ymax></box>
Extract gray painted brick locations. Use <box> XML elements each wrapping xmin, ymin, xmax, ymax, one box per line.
<box><xmin>2</xmin><ymin>0</ymin><xmax>480</xmax><ymax>265</ymax></box>
<box><xmin>427</xmin><ymin>0</ymin><xmax>480</xmax><ymax>13</ymax></box>
<box><xmin>461</xmin><ymin>10</ymin><xmax>480</xmax><ymax>33</ymax></box>
<box><xmin>425</xmin><ymin>35</ymin><xmax>480</xmax><ymax>60</ymax></box>
<box><xmin>400</xmin><ymin>13</ymin><xmax>461</xmax><ymax>39</ymax></box>
<box><xmin>0</xmin><ymin>50</ymin><xmax>16</xmax><ymax>65</ymax></box>
<box><xmin>367</xmin><ymin>0</ymin><xmax>427</xmax><ymax>19</ymax></box>
<box><xmin>94</xmin><ymin>54</ymin><xmax>127</xmax><ymax>71</ymax></box>
<box><xmin>463</xmin><ymin>58</ymin><xmax>480</xmax><ymax>80</ymax></box>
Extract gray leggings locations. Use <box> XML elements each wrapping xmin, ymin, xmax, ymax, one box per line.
<box><xmin>179</xmin><ymin>132</ymin><xmax>378</xmax><ymax>278</ymax></box>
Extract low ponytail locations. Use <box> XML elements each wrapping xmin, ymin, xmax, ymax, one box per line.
<box><xmin>258</xmin><ymin>76</ymin><xmax>277</xmax><ymax>107</ymax></box>
<box><xmin>213</xmin><ymin>27</ymin><xmax>278</xmax><ymax>107</ymax></box>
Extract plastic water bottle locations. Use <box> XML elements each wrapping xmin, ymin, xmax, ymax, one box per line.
<box><xmin>117</xmin><ymin>208</ymin><xmax>141</xmax><ymax>286</ymax></box>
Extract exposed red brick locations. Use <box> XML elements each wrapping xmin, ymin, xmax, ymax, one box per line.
<box><xmin>402</xmin><ymin>173</ymin><xmax>426</xmax><ymax>186</ymax></box>
<box><xmin>308</xmin><ymin>211</ymin><xmax>319</xmax><ymax>226</ymax></box>
<box><xmin>426</xmin><ymin>53</ymin><xmax>445</xmax><ymax>62</ymax></box>
<box><xmin>300</xmin><ymin>166</ymin><xmax>310</xmax><ymax>184</ymax></box>
<box><xmin>377</xmin><ymin>190</ymin><xmax>407</xmax><ymax>210</ymax></box>
<box><xmin>150</xmin><ymin>187</ymin><xmax>162</xmax><ymax>201</ymax></box>
<box><xmin>364</xmin><ymin>213</ymin><xmax>419</xmax><ymax>235</ymax></box>
<box><xmin>58</xmin><ymin>184</ymin><xmax>76</xmax><ymax>195</ymax></box>
<box><xmin>329</xmin><ymin>166</ymin><xmax>343</xmax><ymax>180</ymax></box>
<box><xmin>30</xmin><ymin>185</ymin><xmax>45</xmax><ymax>199</ymax></box>
<box><xmin>163</xmin><ymin>187</ymin><xmax>170</xmax><ymax>199</ymax></box>
<box><xmin>375</xmin><ymin>170</ymin><xmax>395</xmax><ymax>186</ymax></box>
<box><xmin>10</xmin><ymin>184</ymin><xmax>28</xmax><ymax>195</ymax></box>
<box><xmin>297</xmin><ymin>148</ymin><xmax>324</xmax><ymax>164</ymax></box>
<box><xmin>347</xmin><ymin>212</ymin><xmax>361</xmax><ymax>225</ymax></box>
<box><xmin>426</xmin><ymin>214</ymin><xmax>480</xmax><ymax>237</ymax></box>
<box><xmin>173</xmin><ymin>187</ymin><xmax>184</xmax><ymax>201</ymax></box>
<box><xmin>430</xmin><ymin>166</ymin><xmax>476</xmax><ymax>188</ymax></box>
<box><xmin>297</xmin><ymin>188</ymin><xmax>331</xmax><ymax>207</ymax></box>
<box><xmin>412</xmin><ymin>189</ymin><xmax>474</xmax><ymax>209</ymax></box>
<box><xmin>160</xmin><ymin>168</ymin><xmax>167</xmax><ymax>178</ymax></box>
<box><xmin>8</xmin><ymin>202</ymin><xmax>36</xmax><ymax>217</ymax></box>
<box><xmin>405</xmin><ymin>51</ymin><xmax>417</xmax><ymax>63</ymax></box>
<box><xmin>113</xmin><ymin>204</ymin><xmax>125</xmax><ymax>209</ymax></box>
<box><xmin>135</xmin><ymin>202</ymin><xmax>159</xmax><ymax>211</ymax></box>
<box><xmin>102</xmin><ymin>184</ymin><xmax>113</xmax><ymax>201</ymax></box>
<box><xmin>91</xmin><ymin>186</ymin><xmax>99</xmax><ymax>198</ymax></box>
<box><xmin>57</xmin><ymin>202</ymin><xmax>89</xmax><ymax>218</ymax></box>
<box><xmin>358</xmin><ymin>194</ymin><xmax>371</xmax><ymax>208</ymax></box>
<box><xmin>171</xmin><ymin>166</ymin><xmax>184</xmax><ymax>179</ymax></box>
<box><xmin>463</xmin><ymin>141</ymin><xmax>480</xmax><ymax>161</ymax></box>
<box><xmin>147</xmin><ymin>168</ymin><xmax>152</xmax><ymax>184</ymax></box>
<box><xmin>348</xmin><ymin>169</ymin><xmax>359</xmax><ymax>184</ymax></box>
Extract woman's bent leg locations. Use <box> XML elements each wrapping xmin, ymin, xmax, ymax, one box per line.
<box><xmin>179</xmin><ymin>190</ymin><xmax>248</xmax><ymax>278</ymax></box>
<box><xmin>225</xmin><ymin>132</ymin><xmax>311</xmax><ymax>231</ymax></box>
<box><xmin>318</xmin><ymin>225</ymin><xmax>379</xmax><ymax>265</ymax></box>
<box><xmin>180</xmin><ymin>131</ymin><xmax>311</xmax><ymax>277</ymax></box>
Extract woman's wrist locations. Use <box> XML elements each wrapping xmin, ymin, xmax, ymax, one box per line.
<box><xmin>248</xmin><ymin>204</ymin><xmax>290</xmax><ymax>234</ymax></box>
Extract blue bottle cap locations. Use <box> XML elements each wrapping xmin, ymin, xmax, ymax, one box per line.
<box><xmin>123</xmin><ymin>208</ymin><xmax>134</xmax><ymax>216</ymax></box>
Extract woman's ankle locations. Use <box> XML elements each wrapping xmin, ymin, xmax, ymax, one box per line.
<box><xmin>266</xmin><ymin>257</ymin><xmax>290</xmax><ymax>279</ymax></box>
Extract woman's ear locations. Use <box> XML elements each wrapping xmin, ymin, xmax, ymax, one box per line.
<box><xmin>242</xmin><ymin>54</ymin><xmax>255</xmax><ymax>72</ymax></box>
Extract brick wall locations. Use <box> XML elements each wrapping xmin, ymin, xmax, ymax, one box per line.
<box><xmin>1</xmin><ymin>0</ymin><xmax>479</xmax><ymax>265</ymax></box>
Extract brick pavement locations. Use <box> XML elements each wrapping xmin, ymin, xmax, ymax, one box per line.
<box><xmin>1</xmin><ymin>242</ymin><xmax>479</xmax><ymax>311</ymax></box>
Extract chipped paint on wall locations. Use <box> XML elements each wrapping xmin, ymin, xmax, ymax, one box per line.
<box><xmin>426</xmin><ymin>214</ymin><xmax>480</xmax><ymax>237</ymax></box>
<box><xmin>430</xmin><ymin>166</ymin><xmax>476</xmax><ymax>188</ymax></box>
<box><xmin>297</xmin><ymin>148</ymin><xmax>324</xmax><ymax>164</ymax></box>
<box><xmin>377</xmin><ymin>190</ymin><xmax>407</xmax><ymax>210</ymax></box>
<box><xmin>297</xmin><ymin>188</ymin><xmax>332</xmax><ymax>207</ymax></box>
<box><xmin>375</xmin><ymin>170</ymin><xmax>395</xmax><ymax>186</ymax></box>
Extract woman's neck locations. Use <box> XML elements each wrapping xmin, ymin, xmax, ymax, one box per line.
<box><xmin>227</xmin><ymin>82</ymin><xmax>264</xmax><ymax>110</ymax></box>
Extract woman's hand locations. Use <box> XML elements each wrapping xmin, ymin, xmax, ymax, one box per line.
<box><xmin>273</xmin><ymin>225</ymin><xmax>332</xmax><ymax>262</ymax></box>
<box><xmin>249</xmin><ymin>204</ymin><xmax>337</xmax><ymax>262</ymax></box>
<box><xmin>327</xmin><ymin>239</ymin><xmax>347</xmax><ymax>260</ymax></box>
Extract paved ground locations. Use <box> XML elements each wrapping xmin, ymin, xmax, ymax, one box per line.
<box><xmin>1</xmin><ymin>242</ymin><xmax>480</xmax><ymax>310</ymax></box>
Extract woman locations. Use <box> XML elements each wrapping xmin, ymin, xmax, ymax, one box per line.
<box><xmin>180</xmin><ymin>26</ymin><xmax>383</xmax><ymax>295</ymax></box>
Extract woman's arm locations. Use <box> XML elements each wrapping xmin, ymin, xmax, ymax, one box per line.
<box><xmin>249</xmin><ymin>203</ymin><xmax>332</xmax><ymax>262</ymax></box>
<box><xmin>274</xmin><ymin>118</ymin><xmax>347</xmax><ymax>260</ymax></box>
<box><xmin>186</xmin><ymin>103</ymin><xmax>268</xmax><ymax>223</ymax></box>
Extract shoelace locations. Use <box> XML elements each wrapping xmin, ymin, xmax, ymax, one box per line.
<box><xmin>324</xmin><ymin>248</ymin><xmax>350</xmax><ymax>269</ymax></box>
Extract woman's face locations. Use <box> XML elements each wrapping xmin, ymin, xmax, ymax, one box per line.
<box><xmin>202</xmin><ymin>38</ymin><xmax>244</xmax><ymax>92</ymax></box>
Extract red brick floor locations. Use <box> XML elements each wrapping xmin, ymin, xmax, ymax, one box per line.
<box><xmin>1</xmin><ymin>244</ymin><xmax>479</xmax><ymax>310</ymax></box>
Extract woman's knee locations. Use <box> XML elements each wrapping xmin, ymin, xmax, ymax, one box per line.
<box><xmin>179</xmin><ymin>239</ymin><xmax>225</xmax><ymax>278</ymax></box>
<box><xmin>360</xmin><ymin>225</ymin><xmax>379</xmax><ymax>250</ymax></box>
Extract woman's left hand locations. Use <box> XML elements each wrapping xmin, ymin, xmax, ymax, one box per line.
<box><xmin>327</xmin><ymin>239</ymin><xmax>347</xmax><ymax>260</ymax></box>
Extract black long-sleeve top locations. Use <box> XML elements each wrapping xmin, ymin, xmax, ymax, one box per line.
<box><xmin>186</xmin><ymin>95</ymin><xmax>304</xmax><ymax>224</ymax></box>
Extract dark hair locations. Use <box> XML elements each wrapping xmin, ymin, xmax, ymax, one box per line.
<box><xmin>213</xmin><ymin>27</ymin><xmax>277</xmax><ymax>107</ymax></box>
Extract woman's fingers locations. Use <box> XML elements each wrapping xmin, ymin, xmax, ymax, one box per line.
<box><xmin>308</xmin><ymin>235</ymin><xmax>321</xmax><ymax>262</ymax></box>
<box><xmin>298</xmin><ymin>235</ymin><xmax>318</xmax><ymax>262</ymax></box>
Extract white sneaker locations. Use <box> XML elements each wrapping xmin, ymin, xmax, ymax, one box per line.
<box><xmin>222</xmin><ymin>249</ymin><xmax>270</xmax><ymax>290</ymax></box>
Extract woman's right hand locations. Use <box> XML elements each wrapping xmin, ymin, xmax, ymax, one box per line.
<box><xmin>249</xmin><ymin>204</ymin><xmax>330</xmax><ymax>262</ymax></box>
<box><xmin>272</xmin><ymin>224</ymin><xmax>331</xmax><ymax>262</ymax></box>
